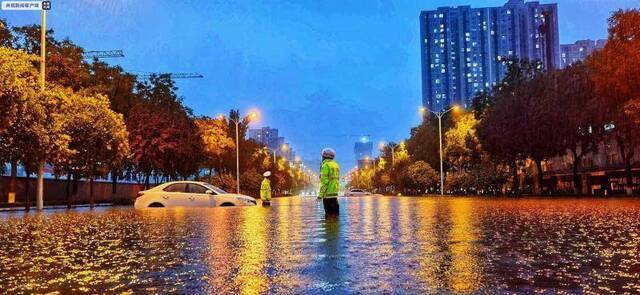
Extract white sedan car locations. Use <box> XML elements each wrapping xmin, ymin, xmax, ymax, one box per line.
<box><xmin>134</xmin><ymin>181</ymin><xmax>257</xmax><ymax>209</ymax></box>
<box><xmin>345</xmin><ymin>189</ymin><xmax>371</xmax><ymax>197</ymax></box>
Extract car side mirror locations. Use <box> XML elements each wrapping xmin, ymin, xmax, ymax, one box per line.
<box><xmin>205</xmin><ymin>190</ymin><xmax>215</xmax><ymax>195</ymax></box>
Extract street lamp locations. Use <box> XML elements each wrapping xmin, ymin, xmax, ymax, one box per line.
<box><xmin>226</xmin><ymin>110</ymin><xmax>259</xmax><ymax>193</ymax></box>
<box><xmin>379</xmin><ymin>141</ymin><xmax>402</xmax><ymax>167</ymax></box>
<box><xmin>419</xmin><ymin>105</ymin><xmax>459</xmax><ymax>195</ymax></box>
<box><xmin>273</xmin><ymin>143</ymin><xmax>289</xmax><ymax>167</ymax></box>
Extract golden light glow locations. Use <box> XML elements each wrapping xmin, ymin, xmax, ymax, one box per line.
<box><xmin>217</xmin><ymin>113</ymin><xmax>225</xmax><ymax>120</ymax></box>
<box><xmin>419</xmin><ymin>106</ymin><xmax>427</xmax><ymax>114</ymax></box>
<box><xmin>378</xmin><ymin>141</ymin><xmax>386</xmax><ymax>150</ymax></box>
<box><xmin>452</xmin><ymin>105</ymin><xmax>460</xmax><ymax>112</ymax></box>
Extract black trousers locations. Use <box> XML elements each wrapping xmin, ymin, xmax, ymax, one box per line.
<box><xmin>323</xmin><ymin>198</ymin><xmax>339</xmax><ymax>215</ymax></box>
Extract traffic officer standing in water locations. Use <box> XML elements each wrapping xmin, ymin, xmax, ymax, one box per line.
<box><xmin>261</xmin><ymin>171</ymin><xmax>272</xmax><ymax>206</ymax></box>
<box><xmin>318</xmin><ymin>148</ymin><xmax>340</xmax><ymax>215</ymax></box>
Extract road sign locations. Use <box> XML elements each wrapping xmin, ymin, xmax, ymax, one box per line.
<box><xmin>1</xmin><ymin>1</ymin><xmax>50</xmax><ymax>10</ymax></box>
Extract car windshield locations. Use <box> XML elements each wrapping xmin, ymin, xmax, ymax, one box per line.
<box><xmin>201</xmin><ymin>183</ymin><xmax>227</xmax><ymax>194</ymax></box>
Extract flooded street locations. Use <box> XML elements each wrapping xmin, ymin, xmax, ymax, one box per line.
<box><xmin>1</xmin><ymin>196</ymin><xmax>639</xmax><ymax>294</ymax></box>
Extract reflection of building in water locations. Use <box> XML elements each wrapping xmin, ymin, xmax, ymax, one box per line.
<box><xmin>541</xmin><ymin>137</ymin><xmax>640</xmax><ymax>195</ymax></box>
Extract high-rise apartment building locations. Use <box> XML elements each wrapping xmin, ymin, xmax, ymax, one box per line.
<box><xmin>248</xmin><ymin>127</ymin><xmax>284</xmax><ymax>151</ymax></box>
<box><xmin>354</xmin><ymin>140</ymin><xmax>373</xmax><ymax>166</ymax></box>
<box><xmin>420</xmin><ymin>0</ymin><xmax>560</xmax><ymax>111</ymax></box>
<box><xmin>560</xmin><ymin>39</ymin><xmax>606</xmax><ymax>68</ymax></box>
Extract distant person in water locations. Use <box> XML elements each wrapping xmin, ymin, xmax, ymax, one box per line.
<box><xmin>318</xmin><ymin>148</ymin><xmax>340</xmax><ymax>215</ymax></box>
<box><xmin>260</xmin><ymin>171</ymin><xmax>272</xmax><ymax>206</ymax></box>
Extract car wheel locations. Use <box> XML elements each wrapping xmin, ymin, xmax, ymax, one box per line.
<box><xmin>219</xmin><ymin>202</ymin><xmax>235</xmax><ymax>207</ymax></box>
<box><xmin>148</xmin><ymin>202</ymin><xmax>165</xmax><ymax>208</ymax></box>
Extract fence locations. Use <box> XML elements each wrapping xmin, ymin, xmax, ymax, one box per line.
<box><xmin>0</xmin><ymin>176</ymin><xmax>145</xmax><ymax>206</ymax></box>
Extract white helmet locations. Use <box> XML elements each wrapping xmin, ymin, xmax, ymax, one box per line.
<box><xmin>263</xmin><ymin>171</ymin><xmax>271</xmax><ymax>177</ymax></box>
<box><xmin>321</xmin><ymin>148</ymin><xmax>336</xmax><ymax>159</ymax></box>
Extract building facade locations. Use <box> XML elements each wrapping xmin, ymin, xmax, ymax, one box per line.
<box><xmin>560</xmin><ymin>39</ymin><xmax>606</xmax><ymax>68</ymax></box>
<box><xmin>420</xmin><ymin>0</ymin><xmax>560</xmax><ymax>111</ymax></box>
<box><xmin>541</xmin><ymin>138</ymin><xmax>640</xmax><ymax>195</ymax></box>
<box><xmin>248</xmin><ymin>127</ymin><xmax>284</xmax><ymax>151</ymax></box>
<box><xmin>354</xmin><ymin>141</ymin><xmax>373</xmax><ymax>167</ymax></box>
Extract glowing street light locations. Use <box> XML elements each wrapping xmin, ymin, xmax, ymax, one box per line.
<box><xmin>229</xmin><ymin>110</ymin><xmax>260</xmax><ymax>193</ymax></box>
<box><xmin>272</xmin><ymin>143</ymin><xmax>289</xmax><ymax>166</ymax></box>
<box><xmin>419</xmin><ymin>104</ymin><xmax>460</xmax><ymax>195</ymax></box>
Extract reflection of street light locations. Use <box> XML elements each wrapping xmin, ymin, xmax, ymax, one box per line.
<box><xmin>229</xmin><ymin>110</ymin><xmax>260</xmax><ymax>193</ymax></box>
<box><xmin>419</xmin><ymin>105</ymin><xmax>459</xmax><ymax>195</ymax></box>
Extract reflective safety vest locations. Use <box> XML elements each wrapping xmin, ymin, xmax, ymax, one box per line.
<box><xmin>260</xmin><ymin>178</ymin><xmax>272</xmax><ymax>201</ymax></box>
<box><xmin>319</xmin><ymin>159</ymin><xmax>340</xmax><ymax>199</ymax></box>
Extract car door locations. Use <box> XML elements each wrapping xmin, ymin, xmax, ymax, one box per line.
<box><xmin>161</xmin><ymin>183</ymin><xmax>189</xmax><ymax>207</ymax></box>
<box><xmin>186</xmin><ymin>183</ymin><xmax>215</xmax><ymax>207</ymax></box>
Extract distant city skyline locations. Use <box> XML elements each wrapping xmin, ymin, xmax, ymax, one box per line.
<box><xmin>560</xmin><ymin>39</ymin><xmax>606</xmax><ymax>68</ymax></box>
<box><xmin>2</xmin><ymin>0</ymin><xmax>636</xmax><ymax>170</ymax></box>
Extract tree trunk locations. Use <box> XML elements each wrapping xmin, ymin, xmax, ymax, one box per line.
<box><xmin>36</xmin><ymin>161</ymin><xmax>44</xmax><ymax>211</ymax></box>
<box><xmin>624</xmin><ymin>152</ymin><xmax>634</xmax><ymax>196</ymax></box>
<box><xmin>534</xmin><ymin>158</ymin><xmax>543</xmax><ymax>195</ymax></box>
<box><xmin>8</xmin><ymin>160</ymin><xmax>17</xmax><ymax>203</ymax></box>
<box><xmin>72</xmin><ymin>175</ymin><xmax>78</xmax><ymax>198</ymax></box>
<box><xmin>616</xmin><ymin>136</ymin><xmax>633</xmax><ymax>196</ymax></box>
<box><xmin>570</xmin><ymin>149</ymin><xmax>582</xmax><ymax>195</ymax></box>
<box><xmin>24</xmin><ymin>168</ymin><xmax>30</xmax><ymax>212</ymax></box>
<box><xmin>111</xmin><ymin>170</ymin><xmax>117</xmax><ymax>196</ymax></box>
<box><xmin>510</xmin><ymin>160</ymin><xmax>519</xmax><ymax>194</ymax></box>
<box><xmin>66</xmin><ymin>173</ymin><xmax>72</xmax><ymax>209</ymax></box>
<box><xmin>144</xmin><ymin>173</ymin><xmax>150</xmax><ymax>189</ymax></box>
<box><xmin>89</xmin><ymin>178</ymin><xmax>94</xmax><ymax>208</ymax></box>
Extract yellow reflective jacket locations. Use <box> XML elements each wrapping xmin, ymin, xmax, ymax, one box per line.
<box><xmin>319</xmin><ymin>159</ymin><xmax>340</xmax><ymax>199</ymax></box>
<box><xmin>260</xmin><ymin>178</ymin><xmax>272</xmax><ymax>201</ymax></box>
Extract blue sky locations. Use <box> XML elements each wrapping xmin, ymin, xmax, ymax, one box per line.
<box><xmin>2</xmin><ymin>0</ymin><xmax>637</xmax><ymax>170</ymax></box>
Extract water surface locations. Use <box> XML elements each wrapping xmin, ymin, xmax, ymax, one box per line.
<box><xmin>1</xmin><ymin>197</ymin><xmax>639</xmax><ymax>293</ymax></box>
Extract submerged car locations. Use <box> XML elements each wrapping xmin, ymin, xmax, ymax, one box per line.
<box><xmin>134</xmin><ymin>181</ymin><xmax>257</xmax><ymax>209</ymax></box>
<box><xmin>345</xmin><ymin>188</ymin><xmax>371</xmax><ymax>197</ymax></box>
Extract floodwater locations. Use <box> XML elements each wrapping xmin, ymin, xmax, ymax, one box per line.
<box><xmin>1</xmin><ymin>197</ymin><xmax>639</xmax><ymax>294</ymax></box>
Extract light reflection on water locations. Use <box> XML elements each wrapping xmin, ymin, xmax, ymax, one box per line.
<box><xmin>0</xmin><ymin>197</ymin><xmax>639</xmax><ymax>293</ymax></box>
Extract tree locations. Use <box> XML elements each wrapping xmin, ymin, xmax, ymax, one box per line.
<box><xmin>587</xmin><ymin>9</ymin><xmax>640</xmax><ymax>195</ymax></box>
<box><xmin>195</xmin><ymin>117</ymin><xmax>235</xmax><ymax>178</ymax></box>
<box><xmin>0</xmin><ymin>47</ymin><xmax>38</xmax><ymax>133</ymax></box>
<box><xmin>84</xmin><ymin>60</ymin><xmax>139</xmax><ymax>196</ymax></box>
<box><xmin>550</xmin><ymin>63</ymin><xmax>602</xmax><ymax>194</ymax></box>
<box><xmin>444</xmin><ymin>112</ymin><xmax>478</xmax><ymax>172</ymax></box>
<box><xmin>0</xmin><ymin>47</ymin><xmax>40</xmax><ymax>203</ymax></box>
<box><xmin>12</xmin><ymin>25</ymin><xmax>89</xmax><ymax>91</ymax></box>
<box><xmin>0</xmin><ymin>19</ymin><xmax>12</xmax><ymax>47</ymax></box>
<box><xmin>476</xmin><ymin>59</ymin><xmax>546</xmax><ymax>194</ymax></box>
<box><xmin>406</xmin><ymin>161</ymin><xmax>438</xmax><ymax>193</ymax></box>
<box><xmin>56</xmin><ymin>93</ymin><xmax>129</xmax><ymax>207</ymax></box>
<box><xmin>129</xmin><ymin>75</ymin><xmax>203</xmax><ymax>186</ymax></box>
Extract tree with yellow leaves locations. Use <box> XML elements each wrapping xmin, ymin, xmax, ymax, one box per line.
<box><xmin>195</xmin><ymin>117</ymin><xmax>235</xmax><ymax>179</ymax></box>
<box><xmin>56</xmin><ymin>92</ymin><xmax>129</xmax><ymax>207</ymax></box>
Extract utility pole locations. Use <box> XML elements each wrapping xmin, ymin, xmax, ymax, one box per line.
<box><xmin>36</xmin><ymin>2</ymin><xmax>49</xmax><ymax>211</ymax></box>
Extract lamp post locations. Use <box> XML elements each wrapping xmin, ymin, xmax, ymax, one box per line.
<box><xmin>227</xmin><ymin>111</ymin><xmax>258</xmax><ymax>194</ymax></box>
<box><xmin>274</xmin><ymin>143</ymin><xmax>289</xmax><ymax>166</ymax></box>
<box><xmin>379</xmin><ymin>141</ymin><xmax>401</xmax><ymax>167</ymax></box>
<box><xmin>419</xmin><ymin>105</ymin><xmax>459</xmax><ymax>195</ymax></box>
